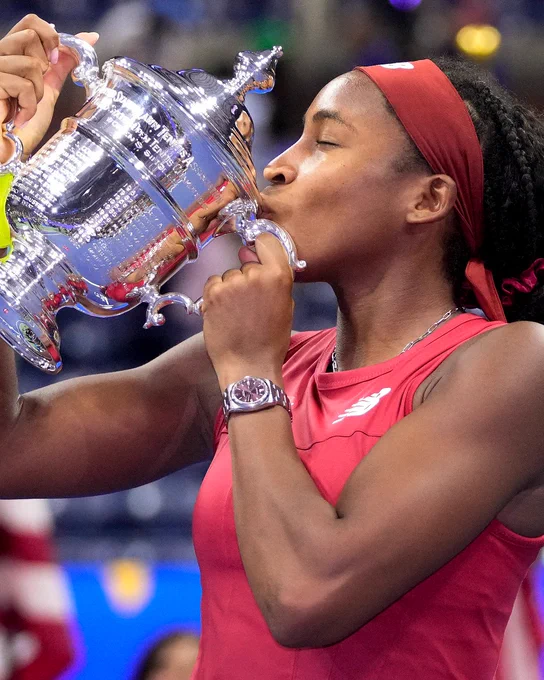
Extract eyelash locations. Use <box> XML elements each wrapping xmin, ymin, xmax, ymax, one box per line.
<box><xmin>316</xmin><ymin>140</ymin><xmax>338</xmax><ymax>147</ymax></box>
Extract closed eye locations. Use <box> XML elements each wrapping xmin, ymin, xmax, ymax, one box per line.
<box><xmin>316</xmin><ymin>140</ymin><xmax>339</xmax><ymax>147</ymax></box>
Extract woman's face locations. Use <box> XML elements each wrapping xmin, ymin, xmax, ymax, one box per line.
<box><xmin>261</xmin><ymin>72</ymin><xmax>425</xmax><ymax>283</ymax></box>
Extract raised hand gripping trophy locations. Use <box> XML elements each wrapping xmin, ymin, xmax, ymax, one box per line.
<box><xmin>0</xmin><ymin>35</ymin><xmax>305</xmax><ymax>373</ymax></box>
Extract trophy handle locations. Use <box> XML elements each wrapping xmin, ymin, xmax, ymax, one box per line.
<box><xmin>234</xmin><ymin>218</ymin><xmax>307</xmax><ymax>271</ymax></box>
<box><xmin>135</xmin><ymin>287</ymin><xmax>199</xmax><ymax>329</ymax></box>
<box><xmin>137</xmin><ymin>208</ymin><xmax>306</xmax><ymax>325</ymax></box>
<box><xmin>0</xmin><ymin>123</ymin><xmax>24</xmax><ymax>177</ymax></box>
<box><xmin>0</xmin><ymin>33</ymin><xmax>100</xmax><ymax>177</ymax></box>
<box><xmin>58</xmin><ymin>33</ymin><xmax>101</xmax><ymax>99</ymax></box>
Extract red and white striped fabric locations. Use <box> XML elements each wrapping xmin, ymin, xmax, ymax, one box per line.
<box><xmin>0</xmin><ymin>499</ymin><xmax>74</xmax><ymax>680</ymax></box>
<box><xmin>497</xmin><ymin>566</ymin><xmax>543</xmax><ymax>680</ymax></box>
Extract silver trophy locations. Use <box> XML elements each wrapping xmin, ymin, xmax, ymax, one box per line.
<box><xmin>0</xmin><ymin>34</ymin><xmax>305</xmax><ymax>373</ymax></box>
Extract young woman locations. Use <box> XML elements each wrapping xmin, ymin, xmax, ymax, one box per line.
<box><xmin>1</xmin><ymin>14</ymin><xmax>544</xmax><ymax>680</ymax></box>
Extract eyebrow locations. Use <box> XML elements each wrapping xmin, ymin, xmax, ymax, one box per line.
<box><xmin>302</xmin><ymin>108</ymin><xmax>357</xmax><ymax>132</ymax></box>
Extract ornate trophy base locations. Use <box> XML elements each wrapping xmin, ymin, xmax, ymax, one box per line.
<box><xmin>0</xmin><ymin>226</ymin><xmax>78</xmax><ymax>372</ymax></box>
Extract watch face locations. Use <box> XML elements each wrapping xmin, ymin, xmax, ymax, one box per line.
<box><xmin>232</xmin><ymin>377</ymin><xmax>268</xmax><ymax>405</ymax></box>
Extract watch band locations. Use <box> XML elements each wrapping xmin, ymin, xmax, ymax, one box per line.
<box><xmin>222</xmin><ymin>376</ymin><xmax>292</xmax><ymax>423</ymax></box>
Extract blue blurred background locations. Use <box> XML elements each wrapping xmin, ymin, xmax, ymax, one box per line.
<box><xmin>2</xmin><ymin>0</ymin><xmax>544</xmax><ymax>677</ymax></box>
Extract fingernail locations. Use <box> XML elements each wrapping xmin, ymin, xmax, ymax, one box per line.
<box><xmin>50</xmin><ymin>48</ymin><xmax>59</xmax><ymax>65</ymax></box>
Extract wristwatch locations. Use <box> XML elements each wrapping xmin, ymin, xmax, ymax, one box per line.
<box><xmin>222</xmin><ymin>376</ymin><xmax>292</xmax><ymax>423</ymax></box>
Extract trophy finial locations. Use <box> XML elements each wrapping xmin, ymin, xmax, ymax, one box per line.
<box><xmin>228</xmin><ymin>46</ymin><xmax>283</xmax><ymax>101</ymax></box>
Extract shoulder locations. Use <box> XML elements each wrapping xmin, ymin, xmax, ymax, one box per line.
<box><xmin>446</xmin><ymin>320</ymin><xmax>544</xmax><ymax>384</ymax></box>
<box><xmin>427</xmin><ymin>321</ymin><xmax>544</xmax><ymax>479</ymax></box>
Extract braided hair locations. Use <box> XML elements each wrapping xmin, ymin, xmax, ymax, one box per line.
<box><xmin>391</xmin><ymin>57</ymin><xmax>544</xmax><ymax>322</ymax></box>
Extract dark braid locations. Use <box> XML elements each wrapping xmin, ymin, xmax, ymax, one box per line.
<box><xmin>475</xmin><ymin>84</ymin><xmax>539</xmax><ymax>273</ymax></box>
<box><xmin>394</xmin><ymin>57</ymin><xmax>544</xmax><ymax>321</ymax></box>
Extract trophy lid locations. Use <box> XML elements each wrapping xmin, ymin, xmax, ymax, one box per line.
<box><xmin>108</xmin><ymin>47</ymin><xmax>282</xmax><ymax>154</ymax></box>
<box><xmin>163</xmin><ymin>47</ymin><xmax>283</xmax><ymax>149</ymax></box>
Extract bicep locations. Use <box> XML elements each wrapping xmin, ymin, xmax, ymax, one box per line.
<box><xmin>0</xmin><ymin>332</ymin><xmax>220</xmax><ymax>498</ymax></box>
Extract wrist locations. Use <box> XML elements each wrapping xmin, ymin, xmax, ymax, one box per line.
<box><xmin>217</xmin><ymin>365</ymin><xmax>284</xmax><ymax>392</ymax></box>
<box><xmin>222</xmin><ymin>375</ymin><xmax>291</xmax><ymax>424</ymax></box>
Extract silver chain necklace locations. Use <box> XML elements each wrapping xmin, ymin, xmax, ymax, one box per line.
<box><xmin>330</xmin><ymin>307</ymin><xmax>463</xmax><ymax>373</ymax></box>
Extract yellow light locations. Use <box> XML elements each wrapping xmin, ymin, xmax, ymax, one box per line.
<box><xmin>455</xmin><ymin>24</ymin><xmax>502</xmax><ymax>59</ymax></box>
<box><xmin>102</xmin><ymin>559</ymin><xmax>155</xmax><ymax>616</ymax></box>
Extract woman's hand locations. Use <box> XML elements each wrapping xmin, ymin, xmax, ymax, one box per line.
<box><xmin>202</xmin><ymin>233</ymin><xmax>295</xmax><ymax>391</ymax></box>
<box><xmin>0</xmin><ymin>14</ymin><xmax>99</xmax><ymax>163</ymax></box>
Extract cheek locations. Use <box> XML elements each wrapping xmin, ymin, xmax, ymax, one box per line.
<box><xmin>293</xmin><ymin>176</ymin><xmax>403</xmax><ymax>275</ymax></box>
<box><xmin>297</xmin><ymin>160</ymin><xmax>393</xmax><ymax>232</ymax></box>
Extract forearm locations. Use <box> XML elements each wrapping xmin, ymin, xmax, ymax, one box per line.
<box><xmin>0</xmin><ymin>339</ymin><xmax>217</xmax><ymax>497</ymax></box>
<box><xmin>228</xmin><ymin>402</ymin><xmax>339</xmax><ymax>622</ymax></box>
<box><xmin>0</xmin><ymin>341</ymin><xmax>22</xmax><ymax>428</ymax></box>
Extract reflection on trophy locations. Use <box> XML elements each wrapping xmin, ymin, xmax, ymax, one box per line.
<box><xmin>0</xmin><ymin>35</ymin><xmax>305</xmax><ymax>373</ymax></box>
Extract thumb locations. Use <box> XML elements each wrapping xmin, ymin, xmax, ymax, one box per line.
<box><xmin>74</xmin><ymin>32</ymin><xmax>100</xmax><ymax>46</ymax></box>
<box><xmin>253</xmin><ymin>233</ymin><xmax>293</xmax><ymax>277</ymax></box>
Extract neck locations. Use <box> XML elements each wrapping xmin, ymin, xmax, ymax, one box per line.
<box><xmin>332</xmin><ymin>266</ymin><xmax>458</xmax><ymax>371</ymax></box>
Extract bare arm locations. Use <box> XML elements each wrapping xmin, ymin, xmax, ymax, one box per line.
<box><xmin>225</xmin><ymin>322</ymin><xmax>544</xmax><ymax>647</ymax></box>
<box><xmin>0</xmin><ymin>332</ymin><xmax>221</xmax><ymax>498</ymax></box>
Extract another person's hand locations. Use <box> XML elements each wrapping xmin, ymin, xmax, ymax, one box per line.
<box><xmin>0</xmin><ymin>14</ymin><xmax>99</xmax><ymax>163</ymax></box>
<box><xmin>202</xmin><ymin>233</ymin><xmax>295</xmax><ymax>390</ymax></box>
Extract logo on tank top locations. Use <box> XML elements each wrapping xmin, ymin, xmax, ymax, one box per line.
<box><xmin>333</xmin><ymin>388</ymin><xmax>392</xmax><ymax>424</ymax></box>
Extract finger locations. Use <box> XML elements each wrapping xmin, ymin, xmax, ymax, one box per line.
<box><xmin>238</xmin><ymin>245</ymin><xmax>260</xmax><ymax>266</ymax></box>
<box><xmin>203</xmin><ymin>274</ymin><xmax>222</xmax><ymax>296</ymax></box>
<box><xmin>6</xmin><ymin>15</ymin><xmax>59</xmax><ymax>63</ymax></box>
<box><xmin>221</xmin><ymin>268</ymin><xmax>243</xmax><ymax>282</ymax></box>
<box><xmin>74</xmin><ymin>32</ymin><xmax>100</xmax><ymax>47</ymax></box>
<box><xmin>240</xmin><ymin>261</ymin><xmax>261</xmax><ymax>274</ymax></box>
<box><xmin>0</xmin><ymin>54</ymin><xmax>45</xmax><ymax>103</ymax></box>
<box><xmin>0</xmin><ymin>72</ymin><xmax>38</xmax><ymax>126</ymax></box>
<box><xmin>0</xmin><ymin>30</ymin><xmax>49</xmax><ymax>72</ymax></box>
<box><xmin>253</xmin><ymin>233</ymin><xmax>293</xmax><ymax>277</ymax></box>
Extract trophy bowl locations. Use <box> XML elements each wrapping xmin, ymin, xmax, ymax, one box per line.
<box><xmin>0</xmin><ymin>34</ymin><xmax>305</xmax><ymax>373</ymax></box>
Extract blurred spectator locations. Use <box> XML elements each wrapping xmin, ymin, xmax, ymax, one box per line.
<box><xmin>497</xmin><ymin>568</ymin><xmax>543</xmax><ymax>680</ymax></box>
<box><xmin>132</xmin><ymin>630</ymin><xmax>199</xmax><ymax>680</ymax></box>
<box><xmin>0</xmin><ymin>500</ymin><xmax>74</xmax><ymax>680</ymax></box>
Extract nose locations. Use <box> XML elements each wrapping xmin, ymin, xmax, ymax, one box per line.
<box><xmin>263</xmin><ymin>148</ymin><xmax>297</xmax><ymax>185</ymax></box>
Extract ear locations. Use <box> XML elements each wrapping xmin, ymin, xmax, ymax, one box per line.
<box><xmin>406</xmin><ymin>175</ymin><xmax>457</xmax><ymax>226</ymax></box>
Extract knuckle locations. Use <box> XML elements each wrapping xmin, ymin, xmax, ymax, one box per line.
<box><xmin>271</xmin><ymin>269</ymin><xmax>291</xmax><ymax>286</ymax></box>
<box><xmin>207</xmin><ymin>285</ymin><xmax>223</xmax><ymax>304</ymax></box>
<box><xmin>246</xmin><ymin>265</ymin><xmax>261</xmax><ymax>281</ymax></box>
<box><xmin>22</xmin><ymin>28</ymin><xmax>38</xmax><ymax>43</ymax></box>
<box><xmin>203</xmin><ymin>278</ymin><xmax>220</xmax><ymax>297</ymax></box>
<box><xmin>222</xmin><ymin>268</ymin><xmax>241</xmax><ymax>281</ymax></box>
<box><xmin>27</xmin><ymin>56</ymin><xmax>42</xmax><ymax>73</ymax></box>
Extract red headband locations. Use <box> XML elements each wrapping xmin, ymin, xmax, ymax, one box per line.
<box><xmin>356</xmin><ymin>60</ymin><xmax>506</xmax><ymax>322</ymax></box>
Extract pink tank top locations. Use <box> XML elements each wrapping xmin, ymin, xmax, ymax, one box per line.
<box><xmin>191</xmin><ymin>313</ymin><xmax>544</xmax><ymax>679</ymax></box>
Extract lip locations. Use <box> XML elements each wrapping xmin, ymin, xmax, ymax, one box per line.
<box><xmin>258</xmin><ymin>192</ymin><xmax>277</xmax><ymax>220</ymax></box>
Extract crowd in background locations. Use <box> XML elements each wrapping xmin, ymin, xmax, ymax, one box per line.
<box><xmin>1</xmin><ymin>0</ymin><xmax>544</xmax><ymax>563</ymax></box>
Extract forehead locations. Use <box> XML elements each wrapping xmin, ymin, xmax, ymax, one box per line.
<box><xmin>308</xmin><ymin>72</ymin><xmax>390</xmax><ymax>131</ymax></box>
